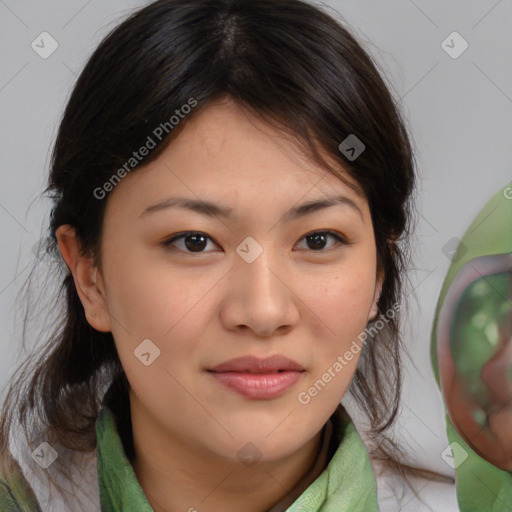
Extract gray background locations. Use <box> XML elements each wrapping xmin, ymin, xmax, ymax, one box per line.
<box><xmin>1</xmin><ymin>0</ymin><xmax>510</xmax><ymax>480</ymax></box>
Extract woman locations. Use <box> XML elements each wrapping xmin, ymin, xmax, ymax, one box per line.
<box><xmin>0</xmin><ymin>0</ymin><xmax>452</xmax><ymax>510</ymax></box>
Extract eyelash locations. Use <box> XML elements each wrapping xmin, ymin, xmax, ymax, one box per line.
<box><xmin>161</xmin><ymin>230</ymin><xmax>349</xmax><ymax>255</ymax></box>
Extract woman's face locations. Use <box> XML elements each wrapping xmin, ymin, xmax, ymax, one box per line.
<box><xmin>83</xmin><ymin>97</ymin><xmax>381</xmax><ymax>462</ymax></box>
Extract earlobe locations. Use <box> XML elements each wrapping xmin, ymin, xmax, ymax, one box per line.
<box><xmin>368</xmin><ymin>267</ymin><xmax>384</xmax><ymax>322</ymax></box>
<box><xmin>55</xmin><ymin>225</ymin><xmax>111</xmax><ymax>332</ymax></box>
<box><xmin>368</xmin><ymin>284</ymin><xmax>381</xmax><ymax>322</ymax></box>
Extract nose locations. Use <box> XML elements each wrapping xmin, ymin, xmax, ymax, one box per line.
<box><xmin>219</xmin><ymin>244</ymin><xmax>300</xmax><ymax>338</ymax></box>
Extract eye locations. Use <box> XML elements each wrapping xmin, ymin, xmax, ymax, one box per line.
<box><xmin>295</xmin><ymin>230</ymin><xmax>348</xmax><ymax>252</ymax></box>
<box><xmin>161</xmin><ymin>230</ymin><xmax>347</xmax><ymax>255</ymax></box>
<box><xmin>161</xmin><ymin>231</ymin><xmax>220</xmax><ymax>254</ymax></box>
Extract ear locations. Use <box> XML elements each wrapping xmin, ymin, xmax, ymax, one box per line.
<box><xmin>367</xmin><ymin>264</ymin><xmax>384</xmax><ymax>322</ymax></box>
<box><xmin>55</xmin><ymin>225</ymin><xmax>111</xmax><ymax>332</ymax></box>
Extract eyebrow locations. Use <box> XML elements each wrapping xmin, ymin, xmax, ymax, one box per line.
<box><xmin>140</xmin><ymin>194</ymin><xmax>363</xmax><ymax>222</ymax></box>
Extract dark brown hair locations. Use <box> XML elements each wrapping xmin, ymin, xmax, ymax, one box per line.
<box><xmin>1</xmin><ymin>0</ymin><xmax>443</xmax><ymax>505</ymax></box>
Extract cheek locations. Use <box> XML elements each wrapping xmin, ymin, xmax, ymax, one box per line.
<box><xmin>104</xmin><ymin>248</ymin><xmax>206</xmax><ymax>331</ymax></box>
<box><xmin>101</xmin><ymin>250</ymin><xmax>221</xmax><ymax>375</ymax></box>
<box><xmin>293</xmin><ymin>259</ymin><xmax>377</xmax><ymax>399</ymax></box>
<box><xmin>103</xmin><ymin>263</ymin><xmax>217</xmax><ymax>405</ymax></box>
<box><xmin>296</xmin><ymin>265</ymin><xmax>376</xmax><ymax>343</ymax></box>
<box><xmin>292</xmin><ymin>270</ymin><xmax>375</xmax><ymax>408</ymax></box>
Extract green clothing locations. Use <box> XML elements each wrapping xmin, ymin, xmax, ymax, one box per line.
<box><xmin>0</xmin><ymin>382</ymin><xmax>380</xmax><ymax>511</ymax></box>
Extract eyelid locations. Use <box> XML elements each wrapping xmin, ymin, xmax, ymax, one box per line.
<box><xmin>161</xmin><ymin>229</ymin><xmax>350</xmax><ymax>254</ymax></box>
<box><xmin>160</xmin><ymin>231</ymin><xmax>221</xmax><ymax>253</ymax></box>
<box><xmin>295</xmin><ymin>230</ymin><xmax>349</xmax><ymax>249</ymax></box>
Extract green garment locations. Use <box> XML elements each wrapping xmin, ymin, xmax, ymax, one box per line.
<box><xmin>430</xmin><ymin>183</ymin><xmax>512</xmax><ymax>511</ymax></box>
<box><xmin>0</xmin><ymin>384</ymin><xmax>381</xmax><ymax>511</ymax></box>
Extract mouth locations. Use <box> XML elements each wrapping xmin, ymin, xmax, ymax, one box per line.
<box><xmin>207</xmin><ymin>355</ymin><xmax>305</xmax><ymax>399</ymax></box>
<box><xmin>208</xmin><ymin>354</ymin><xmax>305</xmax><ymax>373</ymax></box>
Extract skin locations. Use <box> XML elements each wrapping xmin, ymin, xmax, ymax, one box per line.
<box><xmin>56</xmin><ymin>97</ymin><xmax>383</xmax><ymax>512</ymax></box>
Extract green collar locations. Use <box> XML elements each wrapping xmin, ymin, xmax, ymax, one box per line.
<box><xmin>95</xmin><ymin>393</ymin><xmax>380</xmax><ymax>512</ymax></box>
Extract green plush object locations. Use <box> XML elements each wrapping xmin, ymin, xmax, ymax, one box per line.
<box><xmin>431</xmin><ymin>182</ymin><xmax>512</xmax><ymax>511</ymax></box>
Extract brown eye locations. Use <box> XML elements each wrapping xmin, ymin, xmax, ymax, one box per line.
<box><xmin>295</xmin><ymin>231</ymin><xmax>347</xmax><ymax>252</ymax></box>
<box><xmin>162</xmin><ymin>232</ymin><xmax>220</xmax><ymax>254</ymax></box>
<box><xmin>161</xmin><ymin>229</ymin><xmax>348</xmax><ymax>255</ymax></box>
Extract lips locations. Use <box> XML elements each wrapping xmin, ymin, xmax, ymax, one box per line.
<box><xmin>207</xmin><ymin>355</ymin><xmax>305</xmax><ymax>399</ymax></box>
<box><xmin>208</xmin><ymin>354</ymin><xmax>304</xmax><ymax>373</ymax></box>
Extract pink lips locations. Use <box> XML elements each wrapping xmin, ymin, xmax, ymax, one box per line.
<box><xmin>208</xmin><ymin>355</ymin><xmax>305</xmax><ymax>399</ymax></box>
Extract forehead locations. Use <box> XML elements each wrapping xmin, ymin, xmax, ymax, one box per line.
<box><xmin>104</xmin><ymin>98</ymin><xmax>367</xmax><ymax>219</ymax></box>
<box><xmin>161</xmin><ymin>98</ymin><xmax>358</xmax><ymax>184</ymax></box>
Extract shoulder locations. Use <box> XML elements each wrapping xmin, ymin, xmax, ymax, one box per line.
<box><xmin>0</xmin><ymin>452</ymin><xmax>42</xmax><ymax>512</ymax></box>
